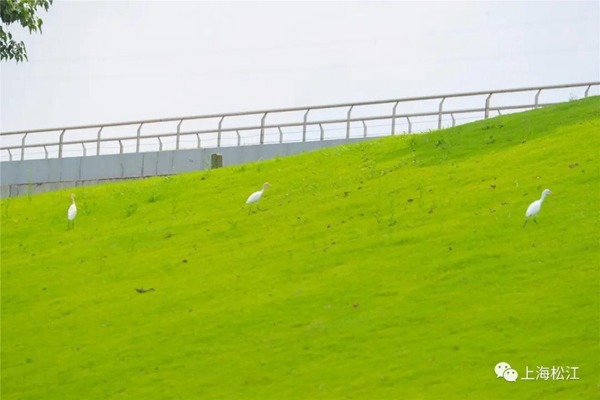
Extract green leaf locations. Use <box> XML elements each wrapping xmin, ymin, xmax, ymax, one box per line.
<box><xmin>0</xmin><ymin>0</ymin><xmax>52</xmax><ymax>63</ymax></box>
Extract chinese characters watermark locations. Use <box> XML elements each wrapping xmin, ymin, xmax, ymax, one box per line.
<box><xmin>495</xmin><ymin>362</ymin><xmax>580</xmax><ymax>382</ymax></box>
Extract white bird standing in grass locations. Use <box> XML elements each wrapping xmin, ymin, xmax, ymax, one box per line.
<box><xmin>67</xmin><ymin>193</ymin><xmax>77</xmax><ymax>229</ymax></box>
<box><xmin>524</xmin><ymin>189</ymin><xmax>552</xmax><ymax>227</ymax></box>
<box><xmin>246</xmin><ymin>182</ymin><xmax>271</xmax><ymax>213</ymax></box>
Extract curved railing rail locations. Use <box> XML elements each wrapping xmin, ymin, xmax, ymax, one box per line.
<box><xmin>1</xmin><ymin>82</ymin><xmax>598</xmax><ymax>162</ymax></box>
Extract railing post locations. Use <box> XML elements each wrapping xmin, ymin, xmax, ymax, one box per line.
<box><xmin>534</xmin><ymin>89</ymin><xmax>542</xmax><ymax>109</ymax></box>
<box><xmin>319</xmin><ymin>124</ymin><xmax>324</xmax><ymax>141</ymax></box>
<box><xmin>485</xmin><ymin>93</ymin><xmax>493</xmax><ymax>119</ymax></box>
<box><xmin>391</xmin><ymin>101</ymin><xmax>399</xmax><ymax>135</ymax></box>
<box><xmin>217</xmin><ymin>116</ymin><xmax>224</xmax><ymax>148</ymax></box>
<box><xmin>21</xmin><ymin>133</ymin><xmax>28</xmax><ymax>160</ymax></box>
<box><xmin>260</xmin><ymin>112</ymin><xmax>268</xmax><ymax>145</ymax></box>
<box><xmin>346</xmin><ymin>105</ymin><xmax>354</xmax><ymax>139</ymax></box>
<box><xmin>438</xmin><ymin>97</ymin><xmax>445</xmax><ymax>130</ymax></box>
<box><xmin>58</xmin><ymin>129</ymin><xmax>66</xmax><ymax>158</ymax></box>
<box><xmin>278</xmin><ymin>127</ymin><xmax>283</xmax><ymax>144</ymax></box>
<box><xmin>585</xmin><ymin>85</ymin><xmax>591</xmax><ymax>98</ymax></box>
<box><xmin>498</xmin><ymin>110</ymin><xmax>502</xmax><ymax>116</ymax></box>
<box><xmin>158</xmin><ymin>137</ymin><xmax>164</xmax><ymax>152</ymax></box>
<box><xmin>302</xmin><ymin>109</ymin><xmax>310</xmax><ymax>142</ymax></box>
<box><xmin>43</xmin><ymin>146</ymin><xmax>49</xmax><ymax>159</ymax></box>
<box><xmin>8</xmin><ymin>149</ymin><xmax>13</xmax><ymax>161</ymax></box>
<box><xmin>136</xmin><ymin>123</ymin><xmax>144</xmax><ymax>153</ymax></box>
<box><xmin>176</xmin><ymin>120</ymin><xmax>183</xmax><ymax>150</ymax></box>
<box><xmin>96</xmin><ymin>127</ymin><xmax>103</xmax><ymax>156</ymax></box>
<box><xmin>81</xmin><ymin>143</ymin><xmax>87</xmax><ymax>157</ymax></box>
<box><xmin>362</xmin><ymin>120</ymin><xmax>367</xmax><ymax>138</ymax></box>
<box><xmin>118</xmin><ymin>140</ymin><xmax>124</xmax><ymax>154</ymax></box>
<box><xmin>406</xmin><ymin>117</ymin><xmax>412</xmax><ymax>134</ymax></box>
<box><xmin>451</xmin><ymin>113</ymin><xmax>456</xmax><ymax>127</ymax></box>
<box><xmin>237</xmin><ymin>130</ymin><xmax>241</xmax><ymax>146</ymax></box>
<box><xmin>196</xmin><ymin>133</ymin><xmax>201</xmax><ymax>148</ymax></box>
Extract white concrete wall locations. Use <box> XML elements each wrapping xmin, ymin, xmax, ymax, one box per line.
<box><xmin>1</xmin><ymin>138</ymin><xmax>371</xmax><ymax>198</ymax></box>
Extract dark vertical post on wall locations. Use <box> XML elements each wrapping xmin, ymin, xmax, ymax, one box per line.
<box><xmin>211</xmin><ymin>153</ymin><xmax>223</xmax><ymax>169</ymax></box>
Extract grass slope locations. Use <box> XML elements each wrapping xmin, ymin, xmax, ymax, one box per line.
<box><xmin>1</xmin><ymin>98</ymin><xmax>599</xmax><ymax>400</ymax></box>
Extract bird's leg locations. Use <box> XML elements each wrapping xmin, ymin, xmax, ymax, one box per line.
<box><xmin>534</xmin><ymin>218</ymin><xmax>538</xmax><ymax>224</ymax></box>
<box><xmin>67</xmin><ymin>220</ymin><xmax>70</xmax><ymax>230</ymax></box>
<box><xmin>523</xmin><ymin>219</ymin><xmax>528</xmax><ymax>228</ymax></box>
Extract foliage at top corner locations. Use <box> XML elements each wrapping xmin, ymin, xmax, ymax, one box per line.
<box><xmin>0</xmin><ymin>0</ymin><xmax>53</xmax><ymax>63</ymax></box>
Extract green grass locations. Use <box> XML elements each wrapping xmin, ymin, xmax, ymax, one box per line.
<box><xmin>1</xmin><ymin>97</ymin><xmax>599</xmax><ymax>400</ymax></box>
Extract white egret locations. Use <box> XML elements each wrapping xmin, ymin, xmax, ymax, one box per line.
<box><xmin>524</xmin><ymin>189</ymin><xmax>552</xmax><ymax>227</ymax></box>
<box><xmin>67</xmin><ymin>193</ymin><xmax>77</xmax><ymax>229</ymax></box>
<box><xmin>246</xmin><ymin>182</ymin><xmax>271</xmax><ymax>213</ymax></box>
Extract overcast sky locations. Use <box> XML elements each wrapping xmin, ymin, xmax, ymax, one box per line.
<box><xmin>1</xmin><ymin>0</ymin><xmax>599</xmax><ymax>134</ymax></box>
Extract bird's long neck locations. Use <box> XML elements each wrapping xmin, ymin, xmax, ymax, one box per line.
<box><xmin>72</xmin><ymin>198</ymin><xmax>76</xmax><ymax>205</ymax></box>
<box><xmin>540</xmin><ymin>192</ymin><xmax>549</xmax><ymax>203</ymax></box>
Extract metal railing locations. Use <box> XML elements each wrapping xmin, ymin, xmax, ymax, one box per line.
<box><xmin>1</xmin><ymin>82</ymin><xmax>598</xmax><ymax>162</ymax></box>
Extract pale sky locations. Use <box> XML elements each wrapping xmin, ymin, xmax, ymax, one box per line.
<box><xmin>1</xmin><ymin>0</ymin><xmax>599</xmax><ymax>136</ymax></box>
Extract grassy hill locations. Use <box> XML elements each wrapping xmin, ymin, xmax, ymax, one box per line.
<box><xmin>1</xmin><ymin>97</ymin><xmax>599</xmax><ymax>400</ymax></box>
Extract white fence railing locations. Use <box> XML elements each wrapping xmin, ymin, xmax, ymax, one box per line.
<box><xmin>1</xmin><ymin>82</ymin><xmax>598</xmax><ymax>162</ymax></box>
